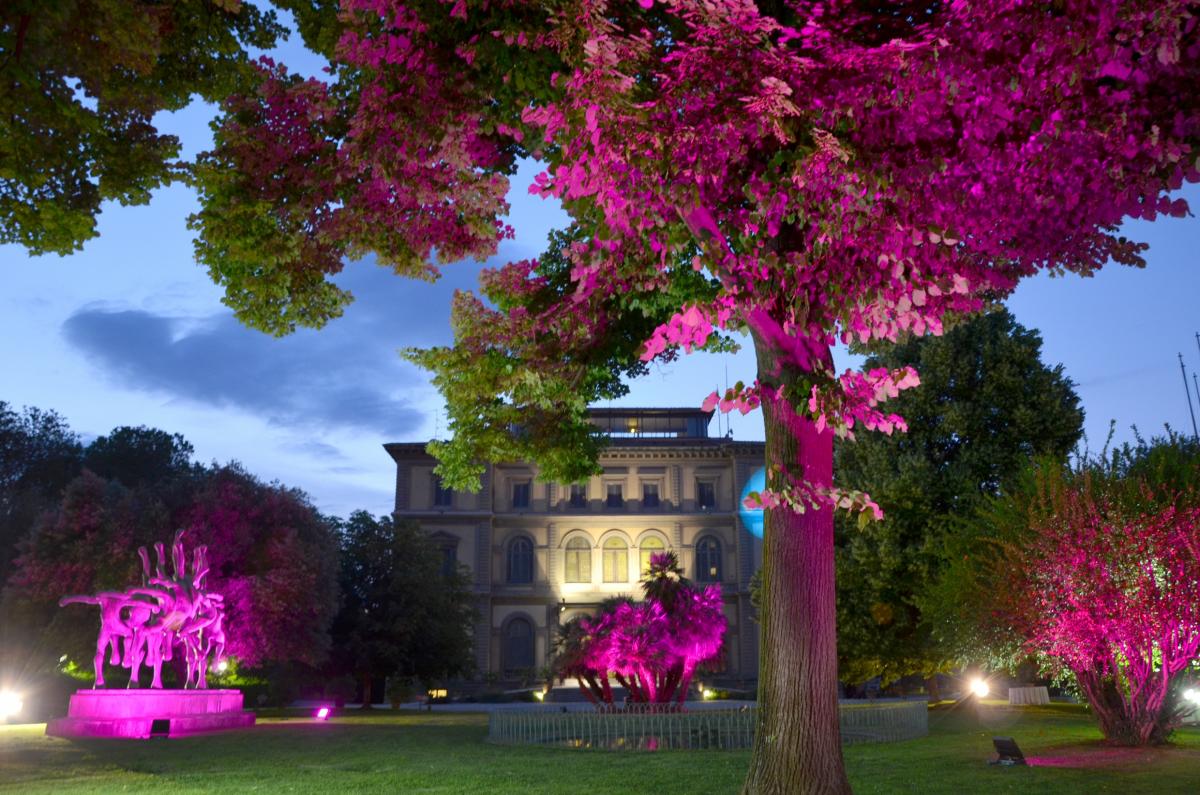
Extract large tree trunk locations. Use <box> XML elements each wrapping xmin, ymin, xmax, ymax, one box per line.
<box><xmin>743</xmin><ymin>339</ymin><xmax>851</xmax><ymax>794</ymax></box>
<box><xmin>1076</xmin><ymin>668</ymin><xmax>1179</xmax><ymax>746</ymax></box>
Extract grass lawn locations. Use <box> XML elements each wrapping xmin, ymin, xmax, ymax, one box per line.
<box><xmin>1</xmin><ymin>702</ymin><xmax>1196</xmax><ymax>794</ymax></box>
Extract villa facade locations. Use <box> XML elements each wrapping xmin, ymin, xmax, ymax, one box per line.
<box><xmin>385</xmin><ymin>407</ymin><xmax>764</xmax><ymax>684</ymax></box>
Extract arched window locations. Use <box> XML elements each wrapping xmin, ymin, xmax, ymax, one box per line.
<box><xmin>564</xmin><ymin>537</ymin><xmax>591</xmax><ymax>583</ymax></box>
<box><xmin>503</xmin><ymin>617</ymin><xmax>535</xmax><ymax>675</ymax></box>
<box><xmin>696</xmin><ymin>536</ymin><xmax>722</xmax><ymax>582</ymax></box>
<box><xmin>507</xmin><ymin>537</ymin><xmax>533</xmax><ymax>584</ymax></box>
<box><xmin>639</xmin><ymin>536</ymin><xmax>666</xmax><ymax>575</ymax></box>
<box><xmin>602</xmin><ymin>537</ymin><xmax>628</xmax><ymax>583</ymax></box>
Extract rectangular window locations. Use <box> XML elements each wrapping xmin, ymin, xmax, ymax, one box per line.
<box><xmin>602</xmin><ymin>540</ymin><xmax>628</xmax><ymax>583</ymax></box>
<box><xmin>697</xmin><ymin>480</ymin><xmax>716</xmax><ymax>509</ymax></box>
<box><xmin>433</xmin><ymin>475</ymin><xmax>454</xmax><ymax>508</ymax></box>
<box><xmin>569</xmin><ymin>484</ymin><xmax>587</xmax><ymax>509</ymax></box>
<box><xmin>565</xmin><ymin>539</ymin><xmax>591</xmax><ymax>583</ymax></box>
<box><xmin>642</xmin><ymin>483</ymin><xmax>660</xmax><ymax>509</ymax></box>
<box><xmin>512</xmin><ymin>481</ymin><xmax>531</xmax><ymax>509</ymax></box>
<box><xmin>440</xmin><ymin>545</ymin><xmax>457</xmax><ymax>577</ymax></box>
<box><xmin>605</xmin><ymin>483</ymin><xmax>624</xmax><ymax>508</ymax></box>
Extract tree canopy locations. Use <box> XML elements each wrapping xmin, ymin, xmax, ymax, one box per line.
<box><xmin>834</xmin><ymin>308</ymin><xmax>1083</xmax><ymax>687</ymax></box>
<box><xmin>0</xmin><ymin>0</ymin><xmax>284</xmax><ymax>255</ymax></box>
<box><xmin>2</xmin><ymin>460</ymin><xmax>340</xmax><ymax>683</ymax></box>
<box><xmin>925</xmin><ymin>431</ymin><xmax>1200</xmax><ymax>670</ymax></box>
<box><xmin>83</xmin><ymin>425</ymin><xmax>201</xmax><ymax>487</ymax></box>
<box><xmin>0</xmin><ymin>402</ymin><xmax>82</xmax><ymax>584</ymax></box>
<box><xmin>928</xmin><ymin>434</ymin><xmax>1200</xmax><ymax>745</ymax></box>
<box><xmin>329</xmin><ymin>511</ymin><xmax>476</xmax><ymax>695</ymax></box>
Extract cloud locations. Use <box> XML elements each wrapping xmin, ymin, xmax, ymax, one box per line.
<box><xmin>61</xmin><ymin>255</ymin><xmax>496</xmax><ymax>439</ymax></box>
<box><xmin>285</xmin><ymin>440</ymin><xmax>350</xmax><ymax>461</ymax></box>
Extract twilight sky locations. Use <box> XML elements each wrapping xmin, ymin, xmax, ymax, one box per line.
<box><xmin>2</xmin><ymin>18</ymin><xmax>1198</xmax><ymax>519</ymax></box>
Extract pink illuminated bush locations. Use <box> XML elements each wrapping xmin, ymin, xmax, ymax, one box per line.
<box><xmin>556</xmin><ymin>552</ymin><xmax>725</xmax><ymax>707</ymax></box>
<box><xmin>1006</xmin><ymin>477</ymin><xmax>1200</xmax><ymax>745</ymax></box>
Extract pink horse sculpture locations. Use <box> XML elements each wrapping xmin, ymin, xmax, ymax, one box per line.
<box><xmin>60</xmin><ymin>531</ymin><xmax>229</xmax><ymax>689</ymax></box>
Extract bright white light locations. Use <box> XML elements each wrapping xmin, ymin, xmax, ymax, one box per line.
<box><xmin>702</xmin><ymin>689</ymin><xmax>715</xmax><ymax>700</ymax></box>
<box><xmin>215</xmin><ymin>660</ymin><xmax>229</xmax><ymax>673</ymax></box>
<box><xmin>533</xmin><ymin>690</ymin><xmax>544</xmax><ymax>702</ymax></box>
<box><xmin>0</xmin><ymin>690</ymin><xmax>23</xmax><ymax>720</ymax></box>
<box><xmin>1184</xmin><ymin>688</ymin><xmax>1199</xmax><ymax>704</ymax></box>
<box><xmin>969</xmin><ymin>679</ymin><xmax>990</xmax><ymax>699</ymax></box>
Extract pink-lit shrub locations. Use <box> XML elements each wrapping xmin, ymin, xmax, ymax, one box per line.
<box><xmin>1009</xmin><ymin>477</ymin><xmax>1200</xmax><ymax>745</ymax></box>
<box><xmin>556</xmin><ymin>552</ymin><xmax>725</xmax><ymax>708</ymax></box>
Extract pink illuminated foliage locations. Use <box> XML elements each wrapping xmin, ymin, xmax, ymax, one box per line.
<box><xmin>1003</xmin><ymin>477</ymin><xmax>1200</xmax><ymax>746</ymax></box>
<box><xmin>555</xmin><ymin>552</ymin><xmax>725</xmax><ymax>708</ymax></box>
<box><xmin>7</xmin><ymin>466</ymin><xmax>338</xmax><ymax>677</ymax></box>
<box><xmin>195</xmin><ymin>1</ymin><xmax>1199</xmax><ymax>520</ymax></box>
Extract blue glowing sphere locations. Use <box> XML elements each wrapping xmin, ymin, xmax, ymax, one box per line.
<box><xmin>738</xmin><ymin>467</ymin><xmax>766</xmax><ymax>539</ymax></box>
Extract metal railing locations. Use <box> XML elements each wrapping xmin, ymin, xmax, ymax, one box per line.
<box><xmin>486</xmin><ymin>701</ymin><xmax>927</xmax><ymax>750</ymax></box>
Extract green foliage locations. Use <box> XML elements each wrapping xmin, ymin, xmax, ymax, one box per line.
<box><xmin>0</xmin><ymin>0</ymin><xmax>284</xmax><ymax>255</ymax></box>
<box><xmin>0</xmin><ymin>459</ymin><xmax>340</xmax><ymax>682</ymax></box>
<box><xmin>82</xmin><ymin>426</ymin><xmax>200</xmax><ymax>487</ymax></box>
<box><xmin>405</xmin><ymin>223</ymin><xmax>725</xmax><ymax>489</ymax></box>
<box><xmin>834</xmin><ymin>309</ymin><xmax>1083</xmax><ymax>685</ymax></box>
<box><xmin>923</xmin><ymin>430</ymin><xmax>1200</xmax><ymax>673</ymax></box>
<box><xmin>330</xmin><ymin>512</ymin><xmax>477</xmax><ymax>687</ymax></box>
<box><xmin>0</xmin><ymin>402</ymin><xmax>82</xmax><ymax>586</ymax></box>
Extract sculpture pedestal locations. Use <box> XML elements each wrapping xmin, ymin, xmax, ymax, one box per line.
<box><xmin>46</xmin><ymin>689</ymin><xmax>255</xmax><ymax>739</ymax></box>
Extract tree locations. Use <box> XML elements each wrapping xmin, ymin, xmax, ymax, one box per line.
<box><xmin>12</xmin><ymin>3</ymin><xmax>1200</xmax><ymax>790</ymax></box>
<box><xmin>976</xmin><ymin>435</ymin><xmax>1200</xmax><ymax>746</ymax></box>
<box><xmin>924</xmin><ymin>432</ymin><xmax>1200</xmax><ymax>673</ymax></box>
<box><xmin>83</xmin><ymin>425</ymin><xmax>200</xmax><ymax>488</ymax></box>
<box><xmin>834</xmin><ymin>309</ymin><xmax>1082</xmax><ymax>689</ymax></box>
<box><xmin>2</xmin><ymin>463</ymin><xmax>339</xmax><ymax>682</ymax></box>
<box><xmin>0</xmin><ymin>402</ymin><xmax>82</xmax><ymax>586</ymax></box>
<box><xmin>329</xmin><ymin>512</ymin><xmax>476</xmax><ymax>700</ymax></box>
<box><xmin>1010</xmin><ymin>474</ymin><xmax>1200</xmax><ymax>745</ymax></box>
<box><xmin>0</xmin><ymin>0</ymin><xmax>284</xmax><ymax>255</ymax></box>
<box><xmin>553</xmin><ymin>552</ymin><xmax>725</xmax><ymax>707</ymax></box>
<box><xmin>184</xmin><ymin>464</ymin><xmax>340</xmax><ymax>666</ymax></box>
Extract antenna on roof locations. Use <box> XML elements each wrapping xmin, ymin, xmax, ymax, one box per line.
<box><xmin>1180</xmin><ymin>353</ymin><xmax>1199</xmax><ymax>441</ymax></box>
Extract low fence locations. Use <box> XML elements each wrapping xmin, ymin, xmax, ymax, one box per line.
<box><xmin>487</xmin><ymin>701</ymin><xmax>927</xmax><ymax>750</ymax></box>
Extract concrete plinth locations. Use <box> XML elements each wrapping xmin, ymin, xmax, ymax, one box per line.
<box><xmin>46</xmin><ymin>689</ymin><xmax>255</xmax><ymax>739</ymax></box>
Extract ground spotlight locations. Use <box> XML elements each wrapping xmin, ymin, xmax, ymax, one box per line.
<box><xmin>969</xmin><ymin>678</ymin><xmax>989</xmax><ymax>699</ymax></box>
<box><xmin>316</xmin><ymin>706</ymin><xmax>331</xmax><ymax>720</ymax></box>
<box><xmin>0</xmin><ymin>690</ymin><xmax>23</xmax><ymax>721</ymax></box>
<box><xmin>989</xmin><ymin>736</ymin><xmax>1026</xmax><ymax>766</ymax></box>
